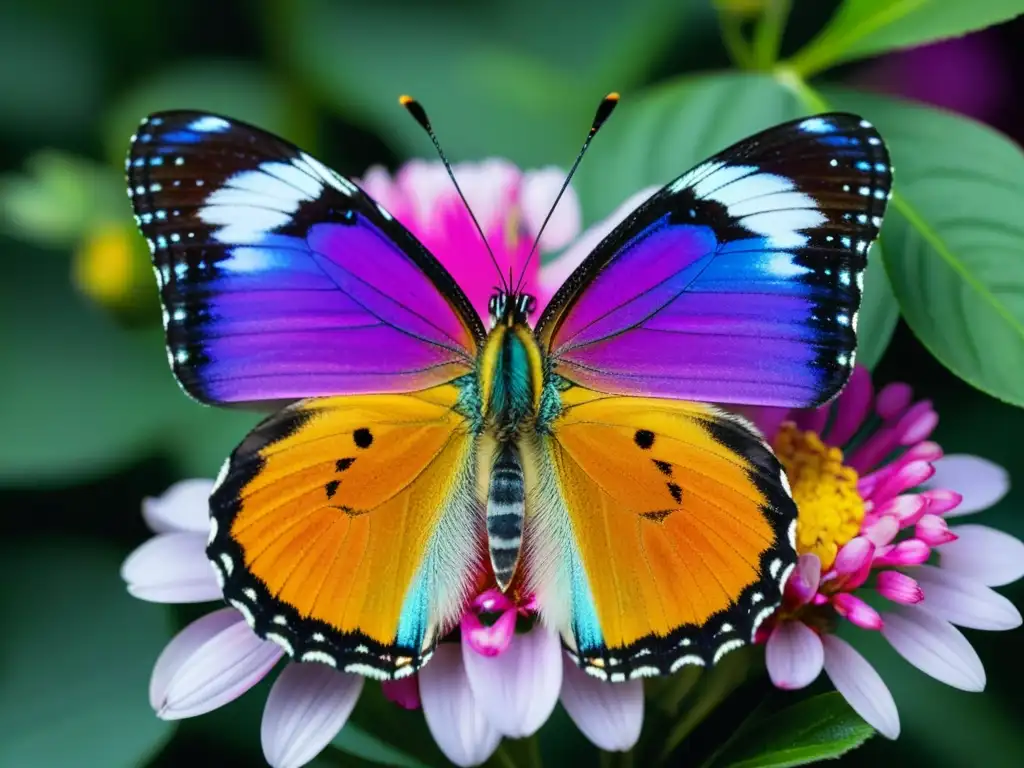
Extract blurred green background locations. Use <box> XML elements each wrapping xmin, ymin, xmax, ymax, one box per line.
<box><xmin>1</xmin><ymin>0</ymin><xmax>1023</xmax><ymax>766</ymax></box>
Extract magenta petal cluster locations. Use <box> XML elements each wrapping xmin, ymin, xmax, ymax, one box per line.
<box><xmin>751</xmin><ymin>367</ymin><xmax>1023</xmax><ymax>739</ymax></box>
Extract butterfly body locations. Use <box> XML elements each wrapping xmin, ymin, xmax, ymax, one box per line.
<box><xmin>127</xmin><ymin>109</ymin><xmax>892</xmax><ymax>681</ymax></box>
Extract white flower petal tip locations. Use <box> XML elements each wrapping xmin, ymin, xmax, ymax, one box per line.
<box><xmin>766</xmin><ymin>622</ymin><xmax>824</xmax><ymax>690</ymax></box>
<box><xmin>420</xmin><ymin>643</ymin><xmax>502</xmax><ymax>767</ymax></box>
<box><xmin>142</xmin><ymin>478</ymin><xmax>215</xmax><ymax>533</ymax></box>
<box><xmin>925</xmin><ymin>455</ymin><xmax>1010</xmax><ymax>516</ymax></box>
<box><xmin>262</xmin><ymin>662</ymin><xmax>364</xmax><ymax>768</ymax></box>
<box><xmin>521</xmin><ymin>167</ymin><xmax>581</xmax><ymax>251</ymax></box>
<box><xmin>822</xmin><ymin>635</ymin><xmax>900</xmax><ymax>740</ymax></box>
<box><xmin>940</xmin><ymin>524</ymin><xmax>1024</xmax><ymax>587</ymax></box>
<box><xmin>560</xmin><ymin>656</ymin><xmax>643</xmax><ymax>751</ymax></box>
<box><xmin>882</xmin><ymin>607</ymin><xmax>986</xmax><ymax>692</ymax></box>
<box><xmin>150</xmin><ymin>607</ymin><xmax>284</xmax><ymax>720</ymax></box>
<box><xmin>786</xmin><ymin>554</ymin><xmax>822</xmax><ymax>605</ymax></box>
<box><xmin>121</xmin><ymin>532</ymin><xmax>221</xmax><ymax>604</ymax></box>
<box><xmin>463</xmin><ymin>626</ymin><xmax>563</xmax><ymax>738</ymax></box>
<box><xmin>915</xmin><ymin>565</ymin><xmax>1022</xmax><ymax>631</ymax></box>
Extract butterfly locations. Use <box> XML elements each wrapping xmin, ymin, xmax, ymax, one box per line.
<box><xmin>126</xmin><ymin>101</ymin><xmax>891</xmax><ymax>682</ymax></box>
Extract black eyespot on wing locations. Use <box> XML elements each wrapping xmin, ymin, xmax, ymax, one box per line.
<box><xmin>353</xmin><ymin>428</ymin><xmax>373</xmax><ymax>449</ymax></box>
<box><xmin>634</xmin><ymin>429</ymin><xmax>655</xmax><ymax>449</ymax></box>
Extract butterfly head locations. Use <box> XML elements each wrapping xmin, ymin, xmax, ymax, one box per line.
<box><xmin>488</xmin><ymin>291</ymin><xmax>536</xmax><ymax>328</ymax></box>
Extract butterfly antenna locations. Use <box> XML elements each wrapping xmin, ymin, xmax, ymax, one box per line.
<box><xmin>514</xmin><ymin>92</ymin><xmax>620</xmax><ymax>295</ymax></box>
<box><xmin>400</xmin><ymin>95</ymin><xmax>506</xmax><ymax>291</ymax></box>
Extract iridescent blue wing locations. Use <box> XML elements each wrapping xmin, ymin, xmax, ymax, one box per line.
<box><xmin>537</xmin><ymin>113</ymin><xmax>892</xmax><ymax>409</ymax></box>
<box><xmin>126</xmin><ymin>112</ymin><xmax>485</xmax><ymax>407</ymax></box>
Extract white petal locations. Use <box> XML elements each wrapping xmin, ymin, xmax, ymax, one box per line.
<box><xmin>420</xmin><ymin>643</ymin><xmax>502</xmax><ymax>767</ymax></box>
<box><xmin>940</xmin><ymin>524</ymin><xmax>1024</xmax><ymax>587</ymax></box>
<box><xmin>765</xmin><ymin>621</ymin><xmax>824</xmax><ymax>690</ymax></box>
<box><xmin>914</xmin><ymin>564</ymin><xmax>1022</xmax><ymax>630</ymax></box>
<box><xmin>521</xmin><ymin>167</ymin><xmax>581</xmax><ymax>251</ymax></box>
<box><xmin>151</xmin><ymin>608</ymin><xmax>283</xmax><ymax>719</ymax></box>
<box><xmin>923</xmin><ymin>455</ymin><xmax>1009</xmax><ymax>516</ymax></box>
<box><xmin>822</xmin><ymin>635</ymin><xmax>900</xmax><ymax>739</ymax></box>
<box><xmin>538</xmin><ymin>186</ymin><xmax>660</xmax><ymax>299</ymax></box>
<box><xmin>559</xmin><ymin>655</ymin><xmax>643</xmax><ymax>752</ymax></box>
<box><xmin>463</xmin><ymin>625</ymin><xmax>562</xmax><ymax>738</ymax></box>
<box><xmin>262</xmin><ymin>662</ymin><xmax>364</xmax><ymax>768</ymax></box>
<box><xmin>142</xmin><ymin>478</ymin><xmax>214</xmax><ymax>533</ymax></box>
<box><xmin>121</xmin><ymin>532</ymin><xmax>221</xmax><ymax>603</ymax></box>
<box><xmin>881</xmin><ymin>606</ymin><xmax>985</xmax><ymax>692</ymax></box>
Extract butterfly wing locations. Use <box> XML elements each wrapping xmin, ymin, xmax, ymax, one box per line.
<box><xmin>536</xmin><ymin>113</ymin><xmax>891</xmax><ymax>409</ymax></box>
<box><xmin>208</xmin><ymin>384</ymin><xmax>482</xmax><ymax>678</ymax></box>
<box><xmin>127</xmin><ymin>111</ymin><xmax>485</xmax><ymax>406</ymax></box>
<box><xmin>523</xmin><ymin>387</ymin><xmax>795</xmax><ymax>678</ymax></box>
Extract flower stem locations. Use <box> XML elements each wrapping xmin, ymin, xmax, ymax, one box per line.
<box><xmin>751</xmin><ymin>0</ymin><xmax>793</xmax><ymax>70</ymax></box>
<box><xmin>716</xmin><ymin>8</ymin><xmax>754</xmax><ymax>69</ymax></box>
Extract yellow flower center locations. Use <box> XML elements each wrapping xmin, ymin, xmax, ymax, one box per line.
<box><xmin>773</xmin><ymin>422</ymin><xmax>865</xmax><ymax>570</ymax></box>
<box><xmin>73</xmin><ymin>223</ymin><xmax>138</xmax><ymax>307</ymax></box>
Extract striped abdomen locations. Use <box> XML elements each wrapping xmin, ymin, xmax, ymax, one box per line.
<box><xmin>487</xmin><ymin>442</ymin><xmax>525</xmax><ymax>591</ymax></box>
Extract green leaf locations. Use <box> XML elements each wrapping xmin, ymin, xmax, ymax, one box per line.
<box><xmin>712</xmin><ymin>693</ymin><xmax>874</xmax><ymax>768</ymax></box>
<box><xmin>332</xmin><ymin>722</ymin><xmax>431</xmax><ymax>768</ymax></box>
<box><xmin>0</xmin><ymin>151</ymin><xmax>126</xmax><ymax>247</ymax></box>
<box><xmin>102</xmin><ymin>61</ymin><xmax>314</xmax><ymax>167</ymax></box>
<box><xmin>856</xmin><ymin>242</ymin><xmax>899</xmax><ymax>369</ymax></box>
<box><xmin>283</xmin><ymin>0</ymin><xmax>695</xmax><ymax>166</ymax></box>
<box><xmin>819</xmin><ymin>86</ymin><xmax>1024</xmax><ymax>406</ymax></box>
<box><xmin>788</xmin><ymin>0</ymin><xmax>1024</xmax><ymax>78</ymax></box>
<box><xmin>574</xmin><ymin>72</ymin><xmax>804</xmax><ymax>220</ymax></box>
<box><xmin>0</xmin><ymin>539</ymin><xmax>175</xmax><ymax>766</ymax></box>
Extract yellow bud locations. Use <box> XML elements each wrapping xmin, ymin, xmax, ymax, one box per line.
<box><xmin>73</xmin><ymin>222</ymin><xmax>154</xmax><ymax>318</ymax></box>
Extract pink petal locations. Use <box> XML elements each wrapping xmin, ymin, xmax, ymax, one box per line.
<box><xmin>876</xmin><ymin>571</ymin><xmax>924</xmax><ymax>605</ymax></box>
<box><xmin>520</xmin><ymin>167</ymin><xmax>581</xmax><ymax>252</ymax></box>
<box><xmin>765</xmin><ymin>621</ymin><xmax>824</xmax><ymax>689</ymax></box>
<box><xmin>862</xmin><ymin>515</ymin><xmax>900</xmax><ymax>547</ymax></box>
<box><xmin>895</xmin><ymin>400</ymin><xmax>937</xmax><ymax>445</ymax></box>
<box><xmin>381</xmin><ymin>676</ymin><xmax>421</xmax><ymax>710</ymax></box>
<box><xmin>121</xmin><ymin>532</ymin><xmax>221</xmax><ymax>604</ymax></box>
<box><xmin>939</xmin><ymin>524</ymin><xmax>1024</xmax><ymax>587</ymax></box>
<box><xmin>462</xmin><ymin>625</ymin><xmax>562</xmax><ymax>738</ymax></box>
<box><xmin>461</xmin><ymin>608</ymin><xmax>517</xmax><ymax>657</ymax></box>
<box><xmin>537</xmin><ymin>186</ymin><xmax>659</xmax><ymax>308</ymax></box>
<box><xmin>451</xmin><ymin>159</ymin><xmax>521</xmax><ymax>235</ymax></box>
<box><xmin>875</xmin><ymin>382</ymin><xmax>912</xmax><ymax>421</ymax></box>
<box><xmin>142</xmin><ymin>478</ymin><xmax>214</xmax><ymax>534</ymax></box>
<box><xmin>261</xmin><ymin>662</ymin><xmax>364</xmax><ymax>768</ymax></box>
<box><xmin>786</xmin><ymin>554</ymin><xmax>822</xmax><ymax>606</ymax></box>
<box><xmin>923</xmin><ymin>455</ymin><xmax>1010</xmax><ymax>516</ymax></box>
<box><xmin>833</xmin><ymin>537</ymin><xmax>874</xmax><ymax>576</ymax></box>
<box><xmin>826</xmin><ymin>366</ymin><xmax>873</xmax><ymax>447</ymax></box>
<box><xmin>881</xmin><ymin>606</ymin><xmax>985</xmax><ymax>692</ymax></box>
<box><xmin>832</xmin><ymin>593</ymin><xmax>884</xmax><ymax>630</ymax></box>
<box><xmin>920</xmin><ymin>489</ymin><xmax>963</xmax><ymax>516</ymax></box>
<box><xmin>420</xmin><ymin>643</ymin><xmax>501</xmax><ymax>767</ymax></box>
<box><xmin>151</xmin><ymin>608</ymin><xmax>283</xmax><ymax>719</ymax></box>
<box><xmin>396</xmin><ymin>159</ymin><xmax>460</xmax><ymax>230</ymax></box>
<box><xmin>870</xmin><ymin>460</ymin><xmax>935</xmax><ymax>504</ymax></box>
<box><xmin>914</xmin><ymin>564</ymin><xmax>1022</xmax><ymax>630</ymax></box>
<box><xmin>559</xmin><ymin>656</ymin><xmax>643</xmax><ymax>752</ymax></box>
<box><xmin>874</xmin><ymin>539</ymin><xmax>930</xmax><ymax>567</ymax></box>
<box><xmin>356</xmin><ymin>165</ymin><xmax>407</xmax><ymax>218</ymax></box>
<box><xmin>872</xmin><ymin>495</ymin><xmax>927</xmax><ymax>527</ymax></box>
<box><xmin>472</xmin><ymin>588</ymin><xmax>515</xmax><ymax>613</ymax></box>
<box><xmin>822</xmin><ymin>635</ymin><xmax>900</xmax><ymax>739</ymax></box>
<box><xmin>915</xmin><ymin>514</ymin><xmax>957</xmax><ymax>546</ymax></box>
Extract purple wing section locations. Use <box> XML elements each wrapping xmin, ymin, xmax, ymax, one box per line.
<box><xmin>126</xmin><ymin>112</ymin><xmax>484</xmax><ymax>405</ymax></box>
<box><xmin>537</xmin><ymin>114</ymin><xmax>892</xmax><ymax>409</ymax></box>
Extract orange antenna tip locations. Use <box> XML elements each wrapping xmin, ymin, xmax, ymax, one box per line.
<box><xmin>398</xmin><ymin>94</ymin><xmax>414</xmax><ymax>106</ymax></box>
<box><xmin>606</xmin><ymin>92</ymin><xmax>620</xmax><ymax>101</ymax></box>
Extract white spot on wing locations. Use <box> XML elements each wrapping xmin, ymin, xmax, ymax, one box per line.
<box><xmin>189</xmin><ymin>116</ymin><xmax>231</xmax><ymax>132</ymax></box>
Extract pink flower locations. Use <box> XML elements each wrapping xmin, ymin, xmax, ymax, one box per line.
<box><xmin>747</xmin><ymin>367</ymin><xmax>1023</xmax><ymax>739</ymax></box>
<box><xmin>393</xmin><ymin>588</ymin><xmax>643</xmax><ymax>765</ymax></box>
<box><xmin>359</xmin><ymin>159</ymin><xmax>581</xmax><ymax>321</ymax></box>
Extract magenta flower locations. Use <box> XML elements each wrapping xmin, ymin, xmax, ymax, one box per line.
<box><xmin>746</xmin><ymin>367</ymin><xmax>1023</xmax><ymax>738</ymax></box>
<box><xmin>387</xmin><ymin>588</ymin><xmax>643</xmax><ymax>765</ymax></box>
